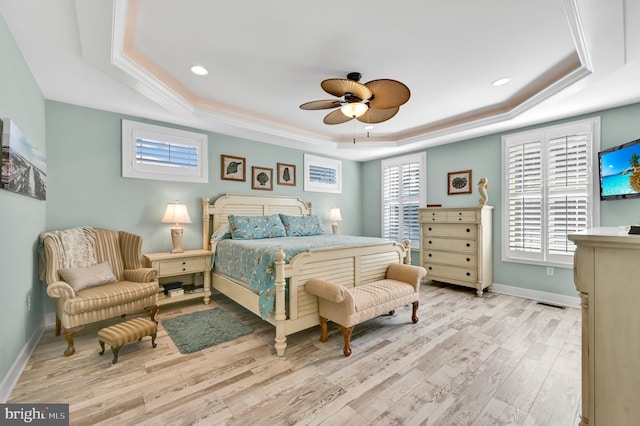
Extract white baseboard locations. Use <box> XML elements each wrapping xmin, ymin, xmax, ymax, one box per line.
<box><xmin>0</xmin><ymin>313</ymin><xmax>53</xmax><ymax>403</ymax></box>
<box><xmin>490</xmin><ymin>282</ymin><xmax>580</xmax><ymax>309</ymax></box>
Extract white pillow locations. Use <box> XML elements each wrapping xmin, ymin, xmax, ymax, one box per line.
<box><xmin>59</xmin><ymin>261</ymin><xmax>117</xmax><ymax>292</ymax></box>
<box><xmin>210</xmin><ymin>223</ymin><xmax>231</xmax><ymax>243</ymax></box>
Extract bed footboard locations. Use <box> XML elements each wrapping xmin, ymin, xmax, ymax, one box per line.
<box><xmin>271</xmin><ymin>241</ymin><xmax>409</xmax><ymax>356</ymax></box>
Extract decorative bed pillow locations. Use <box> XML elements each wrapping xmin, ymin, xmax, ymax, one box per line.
<box><xmin>228</xmin><ymin>214</ymin><xmax>287</xmax><ymax>240</ymax></box>
<box><xmin>279</xmin><ymin>214</ymin><xmax>325</xmax><ymax>236</ymax></box>
<box><xmin>58</xmin><ymin>261</ymin><xmax>118</xmax><ymax>292</ymax></box>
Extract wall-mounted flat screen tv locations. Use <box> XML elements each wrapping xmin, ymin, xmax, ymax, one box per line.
<box><xmin>599</xmin><ymin>138</ymin><xmax>640</xmax><ymax>200</ymax></box>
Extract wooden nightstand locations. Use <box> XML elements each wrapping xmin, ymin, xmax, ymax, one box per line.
<box><xmin>144</xmin><ymin>249</ymin><xmax>213</xmax><ymax>306</ymax></box>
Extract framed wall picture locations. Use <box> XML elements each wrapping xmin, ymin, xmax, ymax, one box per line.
<box><xmin>304</xmin><ymin>154</ymin><xmax>342</xmax><ymax>193</ymax></box>
<box><xmin>277</xmin><ymin>163</ymin><xmax>296</xmax><ymax>186</ymax></box>
<box><xmin>251</xmin><ymin>166</ymin><xmax>273</xmax><ymax>190</ymax></box>
<box><xmin>448</xmin><ymin>170</ymin><xmax>472</xmax><ymax>195</ymax></box>
<box><xmin>221</xmin><ymin>155</ymin><xmax>246</xmax><ymax>181</ymax></box>
<box><xmin>1</xmin><ymin>118</ymin><xmax>47</xmax><ymax>200</ymax></box>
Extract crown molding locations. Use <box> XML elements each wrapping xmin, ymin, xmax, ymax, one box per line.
<box><xmin>67</xmin><ymin>0</ymin><xmax>626</xmax><ymax>161</ymax></box>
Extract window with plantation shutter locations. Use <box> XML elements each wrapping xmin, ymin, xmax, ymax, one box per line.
<box><xmin>506</xmin><ymin>139</ymin><xmax>543</xmax><ymax>257</ymax></box>
<box><xmin>135</xmin><ymin>139</ymin><xmax>198</xmax><ymax>169</ymax></box>
<box><xmin>502</xmin><ymin>118</ymin><xmax>600</xmax><ymax>267</ymax></box>
<box><xmin>308</xmin><ymin>164</ymin><xmax>337</xmax><ymax>185</ymax></box>
<box><xmin>303</xmin><ymin>154</ymin><xmax>342</xmax><ymax>193</ymax></box>
<box><xmin>122</xmin><ymin>119</ymin><xmax>208</xmax><ymax>183</ymax></box>
<box><xmin>382</xmin><ymin>153</ymin><xmax>426</xmax><ymax>249</ymax></box>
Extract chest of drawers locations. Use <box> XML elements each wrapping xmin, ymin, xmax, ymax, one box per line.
<box><xmin>418</xmin><ymin>206</ymin><xmax>493</xmax><ymax>296</ymax></box>
<box><xmin>569</xmin><ymin>229</ymin><xmax>640</xmax><ymax>426</ymax></box>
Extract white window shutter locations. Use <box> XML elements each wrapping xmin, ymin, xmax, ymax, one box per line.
<box><xmin>505</xmin><ymin>139</ymin><xmax>543</xmax><ymax>261</ymax></box>
<box><xmin>383</xmin><ymin>164</ymin><xmax>401</xmax><ymax>241</ymax></box>
<box><xmin>135</xmin><ymin>138</ymin><xmax>199</xmax><ymax>169</ymax></box>
<box><xmin>502</xmin><ymin>118</ymin><xmax>599</xmax><ymax>267</ymax></box>
<box><xmin>122</xmin><ymin>119</ymin><xmax>208</xmax><ymax>183</ymax></box>
<box><xmin>382</xmin><ymin>153</ymin><xmax>426</xmax><ymax>249</ymax></box>
<box><xmin>546</xmin><ymin>133</ymin><xmax>591</xmax><ymax>261</ymax></box>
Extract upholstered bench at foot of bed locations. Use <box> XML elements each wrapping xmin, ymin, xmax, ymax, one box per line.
<box><xmin>98</xmin><ymin>317</ymin><xmax>158</xmax><ymax>364</ymax></box>
<box><xmin>305</xmin><ymin>263</ymin><xmax>427</xmax><ymax>357</ymax></box>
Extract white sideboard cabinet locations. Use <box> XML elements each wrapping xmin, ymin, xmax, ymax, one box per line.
<box><xmin>569</xmin><ymin>228</ymin><xmax>640</xmax><ymax>426</ymax></box>
<box><xmin>418</xmin><ymin>206</ymin><xmax>493</xmax><ymax>296</ymax></box>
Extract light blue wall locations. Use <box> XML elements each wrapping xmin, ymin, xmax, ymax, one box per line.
<box><xmin>599</xmin><ymin>104</ymin><xmax>640</xmax><ymax>225</ymax></box>
<box><xmin>0</xmin><ymin>17</ymin><xmax>47</xmax><ymax>385</ymax></box>
<box><xmin>362</xmin><ymin>103</ymin><xmax>640</xmax><ymax>296</ymax></box>
<box><xmin>45</xmin><ymin>101</ymin><xmax>364</xmax><ymax>255</ymax></box>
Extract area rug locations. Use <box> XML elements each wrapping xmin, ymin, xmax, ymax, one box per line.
<box><xmin>162</xmin><ymin>307</ymin><xmax>253</xmax><ymax>354</ymax></box>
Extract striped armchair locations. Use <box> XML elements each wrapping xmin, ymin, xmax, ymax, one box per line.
<box><xmin>40</xmin><ymin>228</ymin><xmax>159</xmax><ymax>356</ymax></box>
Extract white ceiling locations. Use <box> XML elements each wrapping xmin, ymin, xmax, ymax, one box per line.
<box><xmin>0</xmin><ymin>0</ymin><xmax>637</xmax><ymax>161</ymax></box>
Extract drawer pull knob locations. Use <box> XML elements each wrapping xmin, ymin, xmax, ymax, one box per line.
<box><xmin>182</xmin><ymin>261</ymin><xmax>186</xmax><ymax>265</ymax></box>
<box><xmin>459</xmin><ymin>218</ymin><xmax>462</xmax><ymax>221</ymax></box>
<box><xmin>466</xmin><ymin>258</ymin><xmax>470</xmax><ymax>262</ymax></box>
<box><xmin>466</xmin><ymin>243</ymin><xmax>471</xmax><ymax>247</ymax></box>
<box><xmin>428</xmin><ymin>253</ymin><xmax>432</xmax><ymax>257</ymax></box>
<box><xmin>429</xmin><ymin>241</ymin><xmax>432</xmax><ymax>244</ymax></box>
<box><xmin>428</xmin><ymin>267</ymin><xmax>432</xmax><ymax>270</ymax></box>
<box><xmin>182</xmin><ymin>268</ymin><xmax>186</xmax><ymax>271</ymax></box>
<box><xmin>466</xmin><ymin>272</ymin><xmax>471</xmax><ymax>276</ymax></box>
<box><xmin>466</xmin><ymin>228</ymin><xmax>471</xmax><ymax>232</ymax></box>
<box><xmin>428</xmin><ymin>227</ymin><xmax>432</xmax><ymax>231</ymax></box>
<box><xmin>459</xmin><ymin>212</ymin><xmax>462</xmax><ymax>215</ymax></box>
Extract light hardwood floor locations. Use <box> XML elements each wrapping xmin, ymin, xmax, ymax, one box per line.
<box><xmin>9</xmin><ymin>283</ymin><xmax>582</xmax><ymax>425</ymax></box>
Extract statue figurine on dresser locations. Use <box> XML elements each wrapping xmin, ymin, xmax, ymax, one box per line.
<box><xmin>478</xmin><ymin>177</ymin><xmax>488</xmax><ymax>205</ymax></box>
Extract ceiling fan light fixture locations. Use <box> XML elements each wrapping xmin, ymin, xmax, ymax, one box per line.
<box><xmin>302</xmin><ymin>72</ymin><xmax>409</xmax><ymax>126</ymax></box>
<box><xmin>340</xmin><ymin>102</ymin><xmax>368</xmax><ymax>118</ymax></box>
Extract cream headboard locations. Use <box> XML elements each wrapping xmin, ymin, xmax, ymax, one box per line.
<box><xmin>202</xmin><ymin>193</ymin><xmax>313</xmax><ymax>250</ymax></box>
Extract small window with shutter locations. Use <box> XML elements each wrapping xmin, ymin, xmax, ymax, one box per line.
<box><xmin>382</xmin><ymin>153</ymin><xmax>426</xmax><ymax>249</ymax></box>
<box><xmin>303</xmin><ymin>154</ymin><xmax>342</xmax><ymax>193</ymax></box>
<box><xmin>122</xmin><ymin>119</ymin><xmax>208</xmax><ymax>183</ymax></box>
<box><xmin>501</xmin><ymin>117</ymin><xmax>600</xmax><ymax>267</ymax></box>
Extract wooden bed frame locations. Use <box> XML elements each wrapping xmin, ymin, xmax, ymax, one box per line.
<box><xmin>202</xmin><ymin>193</ymin><xmax>410</xmax><ymax>356</ymax></box>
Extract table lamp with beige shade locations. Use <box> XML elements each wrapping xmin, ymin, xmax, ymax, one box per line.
<box><xmin>329</xmin><ymin>207</ymin><xmax>343</xmax><ymax>235</ymax></box>
<box><xmin>162</xmin><ymin>202</ymin><xmax>192</xmax><ymax>253</ymax></box>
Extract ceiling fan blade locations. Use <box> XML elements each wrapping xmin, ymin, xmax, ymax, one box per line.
<box><xmin>299</xmin><ymin>100</ymin><xmax>342</xmax><ymax>110</ymax></box>
<box><xmin>365</xmin><ymin>79</ymin><xmax>410</xmax><ymax>109</ymax></box>
<box><xmin>324</xmin><ymin>109</ymin><xmax>354</xmax><ymax>125</ymax></box>
<box><xmin>321</xmin><ymin>78</ymin><xmax>372</xmax><ymax>100</ymax></box>
<box><xmin>356</xmin><ymin>107</ymin><xmax>400</xmax><ymax>124</ymax></box>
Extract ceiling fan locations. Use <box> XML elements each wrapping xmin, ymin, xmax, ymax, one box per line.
<box><xmin>299</xmin><ymin>72</ymin><xmax>410</xmax><ymax>125</ymax></box>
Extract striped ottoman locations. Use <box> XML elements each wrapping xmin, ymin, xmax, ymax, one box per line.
<box><xmin>98</xmin><ymin>317</ymin><xmax>157</xmax><ymax>364</ymax></box>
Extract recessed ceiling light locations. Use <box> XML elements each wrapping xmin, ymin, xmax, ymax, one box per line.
<box><xmin>364</xmin><ymin>125</ymin><xmax>374</xmax><ymax>130</ymax></box>
<box><xmin>190</xmin><ymin>65</ymin><xmax>208</xmax><ymax>76</ymax></box>
<box><xmin>492</xmin><ymin>78</ymin><xmax>510</xmax><ymax>87</ymax></box>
